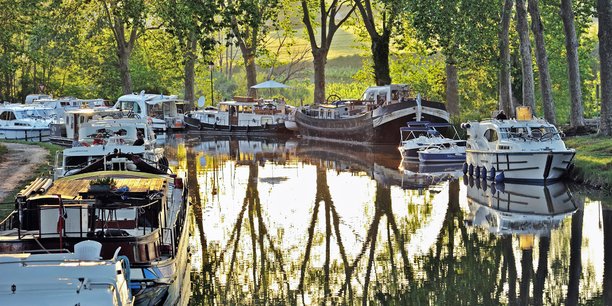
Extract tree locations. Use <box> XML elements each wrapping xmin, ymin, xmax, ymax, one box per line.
<box><xmin>516</xmin><ymin>0</ymin><xmax>536</xmax><ymax>112</ymax></box>
<box><xmin>560</xmin><ymin>0</ymin><xmax>585</xmax><ymax>127</ymax></box>
<box><xmin>529</xmin><ymin>0</ymin><xmax>556</xmax><ymax>124</ymax></box>
<box><xmin>157</xmin><ymin>0</ymin><xmax>218</xmax><ymax>104</ymax></box>
<box><xmin>597</xmin><ymin>0</ymin><xmax>612</xmax><ymax>136</ymax></box>
<box><xmin>301</xmin><ymin>0</ymin><xmax>355</xmax><ymax>104</ymax></box>
<box><xmin>99</xmin><ymin>0</ymin><xmax>149</xmax><ymax>94</ymax></box>
<box><xmin>499</xmin><ymin>0</ymin><xmax>514</xmax><ymax>117</ymax></box>
<box><xmin>354</xmin><ymin>0</ymin><xmax>402</xmax><ymax>85</ymax></box>
<box><xmin>407</xmin><ymin>0</ymin><xmax>499</xmax><ymax>118</ymax></box>
<box><xmin>222</xmin><ymin>0</ymin><xmax>280</xmax><ymax>97</ymax></box>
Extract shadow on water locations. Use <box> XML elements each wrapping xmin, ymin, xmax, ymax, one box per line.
<box><xmin>162</xmin><ymin>134</ymin><xmax>611</xmax><ymax>306</ymax></box>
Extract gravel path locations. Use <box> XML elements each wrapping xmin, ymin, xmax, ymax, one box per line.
<box><xmin>0</xmin><ymin>142</ymin><xmax>48</xmax><ymax>204</ymax></box>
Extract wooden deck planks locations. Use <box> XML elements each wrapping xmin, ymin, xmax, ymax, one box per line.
<box><xmin>45</xmin><ymin>177</ymin><xmax>166</xmax><ymax>197</ymax></box>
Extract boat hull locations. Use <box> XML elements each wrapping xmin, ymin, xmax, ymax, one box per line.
<box><xmin>465</xmin><ymin>150</ymin><xmax>575</xmax><ymax>183</ymax></box>
<box><xmin>418</xmin><ymin>151</ymin><xmax>466</xmax><ymax>163</ymax></box>
<box><xmin>184</xmin><ymin>115</ymin><xmax>291</xmax><ymax>135</ymax></box>
<box><xmin>295</xmin><ymin>100</ymin><xmax>449</xmax><ymax>144</ymax></box>
<box><xmin>0</xmin><ymin>127</ymin><xmax>50</xmax><ymax>142</ymax></box>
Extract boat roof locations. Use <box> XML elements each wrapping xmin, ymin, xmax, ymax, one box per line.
<box><xmin>117</xmin><ymin>93</ymin><xmax>179</xmax><ymax>105</ymax></box>
<box><xmin>82</xmin><ymin>118</ymin><xmax>148</xmax><ymax>128</ymax></box>
<box><xmin>219</xmin><ymin>100</ymin><xmax>260</xmax><ymax>106</ymax></box>
<box><xmin>0</xmin><ymin>103</ymin><xmax>53</xmax><ymax>111</ymax></box>
<box><xmin>467</xmin><ymin>118</ymin><xmax>556</xmax><ymax>128</ymax></box>
<box><xmin>39</xmin><ymin>174</ymin><xmax>166</xmax><ymax>199</ymax></box>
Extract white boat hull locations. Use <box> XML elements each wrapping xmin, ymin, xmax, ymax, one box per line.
<box><xmin>465</xmin><ymin>150</ymin><xmax>575</xmax><ymax>183</ymax></box>
<box><xmin>0</xmin><ymin>127</ymin><xmax>50</xmax><ymax>141</ymax></box>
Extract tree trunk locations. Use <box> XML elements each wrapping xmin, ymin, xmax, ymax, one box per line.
<box><xmin>529</xmin><ymin>0</ymin><xmax>556</xmax><ymax>124</ymax></box>
<box><xmin>184</xmin><ymin>37</ymin><xmax>197</xmax><ymax>107</ymax></box>
<box><xmin>313</xmin><ymin>49</ymin><xmax>328</xmax><ymax>104</ymax></box>
<box><xmin>603</xmin><ymin>207</ymin><xmax>612</xmax><ymax>304</ymax></box>
<box><xmin>445</xmin><ymin>61</ymin><xmax>460</xmax><ymax>118</ymax></box>
<box><xmin>245</xmin><ymin>52</ymin><xmax>257</xmax><ymax>98</ymax></box>
<box><xmin>560</xmin><ymin>0</ymin><xmax>585</xmax><ymax>127</ymax></box>
<box><xmin>598</xmin><ymin>0</ymin><xmax>612</xmax><ymax>136</ymax></box>
<box><xmin>499</xmin><ymin>0</ymin><xmax>514</xmax><ymax>117</ymax></box>
<box><xmin>117</xmin><ymin>47</ymin><xmax>133</xmax><ymax>94</ymax></box>
<box><xmin>372</xmin><ymin>34</ymin><xmax>391</xmax><ymax>86</ymax></box>
<box><xmin>516</xmin><ymin>0</ymin><xmax>536</xmax><ymax>111</ymax></box>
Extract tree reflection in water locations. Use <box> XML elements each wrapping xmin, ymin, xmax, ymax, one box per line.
<box><xmin>174</xmin><ymin>137</ymin><xmax>609</xmax><ymax>306</ymax></box>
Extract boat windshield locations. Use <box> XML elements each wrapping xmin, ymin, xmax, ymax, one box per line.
<box><xmin>14</xmin><ymin>109</ymin><xmax>51</xmax><ymax>119</ymax></box>
<box><xmin>499</xmin><ymin>126</ymin><xmax>560</xmax><ymax>140</ymax></box>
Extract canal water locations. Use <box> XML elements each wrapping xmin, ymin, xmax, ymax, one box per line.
<box><xmin>164</xmin><ymin>134</ymin><xmax>611</xmax><ymax>305</ymax></box>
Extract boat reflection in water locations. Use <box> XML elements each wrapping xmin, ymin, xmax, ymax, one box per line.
<box><xmin>167</xmin><ymin>135</ymin><xmax>609</xmax><ymax>306</ymax></box>
<box><xmin>399</xmin><ymin>160</ymin><xmax>463</xmax><ymax>190</ymax></box>
<box><xmin>464</xmin><ymin>178</ymin><xmax>579</xmax><ymax>236</ymax></box>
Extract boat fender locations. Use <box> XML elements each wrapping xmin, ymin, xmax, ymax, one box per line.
<box><xmin>468</xmin><ymin>176</ymin><xmax>474</xmax><ymax>188</ymax></box>
<box><xmin>489</xmin><ymin>167</ymin><xmax>496</xmax><ymax>180</ymax></box>
<box><xmin>462</xmin><ymin>175</ymin><xmax>469</xmax><ymax>186</ymax></box>
<box><xmin>482</xmin><ymin>180</ymin><xmax>488</xmax><ymax>192</ymax></box>
<box><xmin>475</xmin><ymin>166</ymin><xmax>481</xmax><ymax>178</ymax></box>
<box><xmin>496</xmin><ymin>181</ymin><xmax>505</xmax><ymax>193</ymax></box>
<box><xmin>462</xmin><ymin>163</ymin><xmax>468</xmax><ymax>175</ymax></box>
<box><xmin>480</xmin><ymin>167</ymin><xmax>487</xmax><ymax>180</ymax></box>
<box><xmin>468</xmin><ymin>164</ymin><xmax>474</xmax><ymax>176</ymax></box>
<box><xmin>495</xmin><ymin>171</ymin><xmax>505</xmax><ymax>183</ymax></box>
<box><xmin>475</xmin><ymin>177</ymin><xmax>481</xmax><ymax>189</ymax></box>
<box><xmin>490</xmin><ymin>182</ymin><xmax>497</xmax><ymax>194</ymax></box>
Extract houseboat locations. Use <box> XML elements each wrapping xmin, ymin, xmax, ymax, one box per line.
<box><xmin>54</xmin><ymin>118</ymin><xmax>165</xmax><ymax>178</ymax></box>
<box><xmin>0</xmin><ymin>103</ymin><xmax>53</xmax><ymax>141</ymax></box>
<box><xmin>184</xmin><ymin>98</ymin><xmax>291</xmax><ymax>134</ymax></box>
<box><xmin>113</xmin><ymin>92</ymin><xmax>185</xmax><ymax>132</ymax></box>
<box><xmin>0</xmin><ymin>154</ymin><xmax>191</xmax><ymax>305</ymax></box>
<box><xmin>461</xmin><ymin>107</ymin><xmax>575</xmax><ymax>183</ymax></box>
<box><xmin>291</xmin><ymin>85</ymin><xmax>450</xmax><ymax>144</ymax></box>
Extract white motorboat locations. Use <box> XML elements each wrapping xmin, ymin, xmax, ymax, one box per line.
<box><xmin>465</xmin><ymin>180</ymin><xmax>578</xmax><ymax>236</ymax></box>
<box><xmin>398</xmin><ymin>121</ymin><xmax>465</xmax><ymax>160</ymax></box>
<box><xmin>184</xmin><ymin>98</ymin><xmax>291</xmax><ymax>134</ymax></box>
<box><xmin>0</xmin><ymin>240</ymin><xmax>133</xmax><ymax>306</ymax></box>
<box><xmin>113</xmin><ymin>92</ymin><xmax>185</xmax><ymax>132</ymax></box>
<box><xmin>54</xmin><ymin>118</ymin><xmax>165</xmax><ymax>178</ymax></box>
<box><xmin>0</xmin><ymin>103</ymin><xmax>53</xmax><ymax>141</ymax></box>
<box><xmin>461</xmin><ymin>107</ymin><xmax>575</xmax><ymax>183</ymax></box>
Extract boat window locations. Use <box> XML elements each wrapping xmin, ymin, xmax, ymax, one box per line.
<box><xmin>499</xmin><ymin>128</ymin><xmax>510</xmax><ymax>139</ymax></box>
<box><xmin>0</xmin><ymin>111</ymin><xmax>10</xmax><ymax>120</ymax></box>
<box><xmin>484</xmin><ymin>129</ymin><xmax>498</xmax><ymax>142</ymax></box>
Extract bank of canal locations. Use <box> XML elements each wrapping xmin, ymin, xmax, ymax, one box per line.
<box><xmin>565</xmin><ymin>135</ymin><xmax>612</xmax><ymax>192</ymax></box>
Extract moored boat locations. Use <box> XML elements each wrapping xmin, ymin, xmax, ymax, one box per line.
<box><xmin>0</xmin><ymin>154</ymin><xmax>190</xmax><ymax>305</ymax></box>
<box><xmin>417</xmin><ymin>143</ymin><xmax>466</xmax><ymax>163</ymax></box>
<box><xmin>461</xmin><ymin>107</ymin><xmax>575</xmax><ymax>183</ymax></box>
<box><xmin>292</xmin><ymin>85</ymin><xmax>450</xmax><ymax>144</ymax></box>
<box><xmin>0</xmin><ymin>103</ymin><xmax>53</xmax><ymax>141</ymax></box>
<box><xmin>398</xmin><ymin>121</ymin><xmax>465</xmax><ymax>160</ymax></box>
<box><xmin>184</xmin><ymin>98</ymin><xmax>291</xmax><ymax>134</ymax></box>
<box><xmin>0</xmin><ymin>240</ymin><xmax>133</xmax><ymax>306</ymax></box>
<box><xmin>113</xmin><ymin>92</ymin><xmax>186</xmax><ymax>132</ymax></box>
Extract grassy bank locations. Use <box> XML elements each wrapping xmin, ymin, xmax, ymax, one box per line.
<box><xmin>0</xmin><ymin>141</ymin><xmax>63</xmax><ymax>219</ymax></box>
<box><xmin>565</xmin><ymin>135</ymin><xmax>612</xmax><ymax>190</ymax></box>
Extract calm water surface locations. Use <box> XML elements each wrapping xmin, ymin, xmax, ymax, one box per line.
<box><xmin>164</xmin><ymin>134</ymin><xmax>611</xmax><ymax>306</ymax></box>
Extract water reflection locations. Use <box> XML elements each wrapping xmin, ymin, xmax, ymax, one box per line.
<box><xmin>162</xmin><ymin>135</ymin><xmax>609</xmax><ymax>305</ymax></box>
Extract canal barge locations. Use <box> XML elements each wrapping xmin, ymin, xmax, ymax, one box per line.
<box><xmin>291</xmin><ymin>85</ymin><xmax>450</xmax><ymax>144</ymax></box>
<box><xmin>0</xmin><ymin>153</ymin><xmax>190</xmax><ymax>305</ymax></box>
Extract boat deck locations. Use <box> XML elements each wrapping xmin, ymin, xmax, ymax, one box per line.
<box><xmin>44</xmin><ymin>177</ymin><xmax>166</xmax><ymax>198</ymax></box>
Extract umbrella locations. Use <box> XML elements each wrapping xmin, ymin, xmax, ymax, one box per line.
<box><xmin>250</xmin><ymin>80</ymin><xmax>290</xmax><ymax>89</ymax></box>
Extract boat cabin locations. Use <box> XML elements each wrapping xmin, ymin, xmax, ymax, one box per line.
<box><xmin>361</xmin><ymin>84</ymin><xmax>411</xmax><ymax>105</ymax></box>
<box><xmin>113</xmin><ymin>92</ymin><xmax>185</xmax><ymax>131</ymax></box>
<box><xmin>64</xmin><ymin>108</ymin><xmax>123</xmax><ymax>140</ymax></box>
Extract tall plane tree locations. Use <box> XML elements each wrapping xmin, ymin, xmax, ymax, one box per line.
<box><xmin>499</xmin><ymin>0</ymin><xmax>514</xmax><ymax>117</ymax></box>
<box><xmin>100</xmin><ymin>0</ymin><xmax>149</xmax><ymax>94</ymax></box>
<box><xmin>560</xmin><ymin>0</ymin><xmax>585</xmax><ymax>128</ymax></box>
<box><xmin>598</xmin><ymin>0</ymin><xmax>612</xmax><ymax>136</ymax></box>
<box><xmin>407</xmin><ymin>0</ymin><xmax>499</xmax><ymax>118</ymax></box>
<box><xmin>354</xmin><ymin>0</ymin><xmax>402</xmax><ymax>85</ymax></box>
<box><xmin>516</xmin><ymin>0</ymin><xmax>536</xmax><ymax>111</ymax></box>
<box><xmin>158</xmin><ymin>0</ymin><xmax>218</xmax><ymax>104</ymax></box>
<box><xmin>301</xmin><ymin>0</ymin><xmax>355</xmax><ymax>104</ymax></box>
<box><xmin>222</xmin><ymin>0</ymin><xmax>280</xmax><ymax>97</ymax></box>
<box><xmin>529</xmin><ymin>0</ymin><xmax>556</xmax><ymax>124</ymax></box>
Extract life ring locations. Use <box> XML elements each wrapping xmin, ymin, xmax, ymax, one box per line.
<box><xmin>147</xmin><ymin>117</ymin><xmax>153</xmax><ymax>124</ymax></box>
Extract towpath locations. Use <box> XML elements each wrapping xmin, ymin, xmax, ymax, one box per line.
<box><xmin>0</xmin><ymin>142</ymin><xmax>48</xmax><ymax>204</ymax></box>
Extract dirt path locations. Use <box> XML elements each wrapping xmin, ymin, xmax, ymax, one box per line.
<box><xmin>0</xmin><ymin>142</ymin><xmax>48</xmax><ymax>204</ymax></box>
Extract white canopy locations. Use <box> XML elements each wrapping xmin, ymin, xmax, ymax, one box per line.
<box><xmin>250</xmin><ymin>80</ymin><xmax>290</xmax><ymax>89</ymax></box>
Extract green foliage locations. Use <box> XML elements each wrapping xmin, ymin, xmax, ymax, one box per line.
<box><xmin>565</xmin><ymin>135</ymin><xmax>612</xmax><ymax>189</ymax></box>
